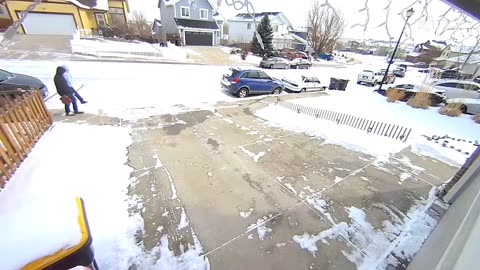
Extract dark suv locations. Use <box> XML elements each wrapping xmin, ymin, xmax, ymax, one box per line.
<box><xmin>221</xmin><ymin>68</ymin><xmax>284</xmax><ymax>98</ymax></box>
<box><xmin>0</xmin><ymin>69</ymin><xmax>49</xmax><ymax>99</ymax></box>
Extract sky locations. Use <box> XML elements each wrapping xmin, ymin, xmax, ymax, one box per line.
<box><xmin>130</xmin><ymin>0</ymin><xmax>479</xmax><ymax>45</ymax></box>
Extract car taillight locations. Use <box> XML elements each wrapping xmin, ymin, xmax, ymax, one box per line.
<box><xmin>232</xmin><ymin>77</ymin><xmax>240</xmax><ymax>84</ymax></box>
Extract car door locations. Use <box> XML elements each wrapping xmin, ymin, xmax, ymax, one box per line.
<box><xmin>461</xmin><ymin>82</ymin><xmax>480</xmax><ymax>99</ymax></box>
<box><xmin>257</xmin><ymin>71</ymin><xmax>274</xmax><ymax>92</ymax></box>
<box><xmin>303</xmin><ymin>77</ymin><xmax>312</xmax><ymax>91</ymax></box>
<box><xmin>241</xmin><ymin>72</ymin><xmax>261</xmax><ymax>93</ymax></box>
<box><xmin>311</xmin><ymin>77</ymin><xmax>322</xmax><ymax>91</ymax></box>
<box><xmin>436</xmin><ymin>82</ymin><xmax>462</xmax><ymax>98</ymax></box>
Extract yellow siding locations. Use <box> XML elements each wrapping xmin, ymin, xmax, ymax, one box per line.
<box><xmin>6</xmin><ymin>0</ymin><xmax>127</xmax><ymax>34</ymax></box>
<box><xmin>79</xmin><ymin>9</ymin><xmax>98</xmax><ymax>31</ymax></box>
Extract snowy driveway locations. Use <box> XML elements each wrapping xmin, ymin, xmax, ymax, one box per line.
<box><xmin>113</xmin><ymin>96</ymin><xmax>457</xmax><ymax>270</ymax></box>
<box><xmin>3</xmin><ymin>58</ymin><xmax>471</xmax><ymax>269</ymax></box>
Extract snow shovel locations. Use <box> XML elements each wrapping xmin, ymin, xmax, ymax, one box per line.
<box><xmin>45</xmin><ymin>84</ymin><xmax>85</xmax><ymax>102</ymax></box>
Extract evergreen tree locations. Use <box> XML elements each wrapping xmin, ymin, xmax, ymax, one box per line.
<box><xmin>251</xmin><ymin>15</ymin><xmax>274</xmax><ymax>56</ymax></box>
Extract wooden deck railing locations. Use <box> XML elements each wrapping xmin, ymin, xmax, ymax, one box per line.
<box><xmin>0</xmin><ymin>90</ymin><xmax>52</xmax><ymax>187</ymax></box>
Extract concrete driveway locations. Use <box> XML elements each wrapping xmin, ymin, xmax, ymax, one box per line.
<box><xmin>51</xmin><ymin>95</ymin><xmax>458</xmax><ymax>269</ymax></box>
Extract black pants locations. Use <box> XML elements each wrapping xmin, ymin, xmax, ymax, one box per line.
<box><xmin>65</xmin><ymin>95</ymin><xmax>79</xmax><ymax>114</ymax></box>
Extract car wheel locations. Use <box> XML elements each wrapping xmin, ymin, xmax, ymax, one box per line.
<box><xmin>300</xmin><ymin>88</ymin><xmax>306</xmax><ymax>93</ymax></box>
<box><xmin>284</xmin><ymin>64</ymin><xmax>289</xmax><ymax>69</ymax></box>
<box><xmin>270</xmin><ymin>64</ymin><xmax>274</xmax><ymax>69</ymax></box>
<box><xmin>237</xmin><ymin>88</ymin><xmax>249</xmax><ymax>98</ymax></box>
<box><xmin>272</xmin><ymin>87</ymin><xmax>282</xmax><ymax>95</ymax></box>
<box><xmin>357</xmin><ymin>81</ymin><xmax>361</xmax><ymax>84</ymax></box>
<box><xmin>460</xmin><ymin>104</ymin><xmax>467</xmax><ymax>114</ymax></box>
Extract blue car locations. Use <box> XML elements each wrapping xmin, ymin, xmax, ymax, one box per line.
<box><xmin>221</xmin><ymin>68</ymin><xmax>284</xmax><ymax>98</ymax></box>
<box><xmin>318</xmin><ymin>53</ymin><xmax>334</xmax><ymax>61</ymax></box>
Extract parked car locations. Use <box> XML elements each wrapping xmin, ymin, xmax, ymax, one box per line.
<box><xmin>382</xmin><ymin>83</ymin><xmax>446</xmax><ymax>106</ymax></box>
<box><xmin>294</xmin><ymin>51</ymin><xmax>309</xmax><ymax>59</ymax></box>
<box><xmin>260</xmin><ymin>57</ymin><xmax>290</xmax><ymax>69</ymax></box>
<box><xmin>393</xmin><ymin>67</ymin><xmax>406</xmax><ymax>78</ymax></box>
<box><xmin>431</xmin><ymin>80</ymin><xmax>480</xmax><ymax>99</ymax></box>
<box><xmin>357</xmin><ymin>70</ymin><xmax>382</xmax><ymax>86</ymax></box>
<box><xmin>319</xmin><ymin>53</ymin><xmax>334</xmax><ymax>61</ymax></box>
<box><xmin>289</xmin><ymin>58</ymin><xmax>312</xmax><ymax>69</ymax></box>
<box><xmin>379</xmin><ymin>69</ymin><xmax>396</xmax><ymax>84</ymax></box>
<box><xmin>474</xmin><ymin>76</ymin><xmax>480</xmax><ymax>83</ymax></box>
<box><xmin>414</xmin><ymin>62</ymin><xmax>429</xmax><ymax>68</ymax></box>
<box><xmin>221</xmin><ymin>68</ymin><xmax>284</xmax><ymax>98</ymax></box>
<box><xmin>282</xmin><ymin>75</ymin><xmax>326</xmax><ymax>93</ymax></box>
<box><xmin>0</xmin><ymin>69</ymin><xmax>49</xmax><ymax>99</ymax></box>
<box><xmin>446</xmin><ymin>98</ymin><xmax>480</xmax><ymax>114</ymax></box>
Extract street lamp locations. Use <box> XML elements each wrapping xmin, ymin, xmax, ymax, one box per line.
<box><xmin>377</xmin><ymin>8</ymin><xmax>414</xmax><ymax>92</ymax></box>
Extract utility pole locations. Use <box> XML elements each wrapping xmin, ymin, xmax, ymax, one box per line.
<box><xmin>0</xmin><ymin>0</ymin><xmax>43</xmax><ymax>47</ymax></box>
<box><xmin>461</xmin><ymin>37</ymin><xmax>480</xmax><ymax>75</ymax></box>
<box><xmin>377</xmin><ymin>8</ymin><xmax>414</xmax><ymax>92</ymax></box>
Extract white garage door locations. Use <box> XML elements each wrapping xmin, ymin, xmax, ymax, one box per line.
<box><xmin>22</xmin><ymin>13</ymin><xmax>77</xmax><ymax>35</ymax></box>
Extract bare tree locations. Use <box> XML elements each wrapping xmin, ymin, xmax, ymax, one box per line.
<box><xmin>129</xmin><ymin>11</ymin><xmax>151</xmax><ymax>38</ymax></box>
<box><xmin>307</xmin><ymin>0</ymin><xmax>345</xmax><ymax>54</ymax></box>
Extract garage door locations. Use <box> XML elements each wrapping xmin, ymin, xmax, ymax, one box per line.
<box><xmin>185</xmin><ymin>31</ymin><xmax>212</xmax><ymax>46</ymax></box>
<box><xmin>22</xmin><ymin>13</ymin><xmax>77</xmax><ymax>35</ymax></box>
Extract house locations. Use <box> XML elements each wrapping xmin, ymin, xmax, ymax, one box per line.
<box><xmin>227</xmin><ymin>12</ymin><xmax>306</xmax><ymax>50</ymax></box>
<box><xmin>3</xmin><ymin>0</ymin><xmax>129</xmax><ymax>35</ymax></box>
<box><xmin>405</xmin><ymin>40</ymin><xmax>447</xmax><ymax>64</ymax></box>
<box><xmin>432</xmin><ymin>53</ymin><xmax>480</xmax><ymax>77</ymax></box>
<box><xmin>0</xmin><ymin>3</ymin><xmax>12</xmax><ymax>30</ymax></box>
<box><xmin>156</xmin><ymin>0</ymin><xmax>220</xmax><ymax>46</ymax></box>
<box><xmin>431</xmin><ymin>44</ymin><xmax>480</xmax><ymax>68</ymax></box>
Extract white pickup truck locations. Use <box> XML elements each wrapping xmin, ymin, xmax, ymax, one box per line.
<box><xmin>357</xmin><ymin>70</ymin><xmax>395</xmax><ymax>86</ymax></box>
<box><xmin>357</xmin><ymin>70</ymin><xmax>382</xmax><ymax>86</ymax></box>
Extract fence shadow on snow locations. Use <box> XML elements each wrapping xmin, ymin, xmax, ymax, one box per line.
<box><xmin>275</xmin><ymin>98</ymin><xmax>412</xmax><ymax>142</ymax></box>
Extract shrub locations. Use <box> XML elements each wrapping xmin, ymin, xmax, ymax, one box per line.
<box><xmin>386</xmin><ymin>88</ymin><xmax>405</xmax><ymax>103</ymax></box>
<box><xmin>439</xmin><ymin>103</ymin><xmax>463</xmax><ymax>117</ymax></box>
<box><xmin>473</xmin><ymin>114</ymin><xmax>480</xmax><ymax>124</ymax></box>
<box><xmin>407</xmin><ymin>92</ymin><xmax>431</xmax><ymax>109</ymax></box>
<box><xmin>241</xmin><ymin>51</ymin><xmax>247</xmax><ymax>60</ymax></box>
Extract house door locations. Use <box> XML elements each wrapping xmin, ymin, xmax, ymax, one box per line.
<box><xmin>95</xmin><ymin>13</ymin><xmax>107</xmax><ymax>28</ymax></box>
<box><xmin>21</xmin><ymin>13</ymin><xmax>76</xmax><ymax>35</ymax></box>
<box><xmin>185</xmin><ymin>31</ymin><xmax>212</xmax><ymax>46</ymax></box>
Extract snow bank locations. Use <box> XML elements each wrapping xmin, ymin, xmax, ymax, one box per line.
<box><xmin>70</xmin><ymin>38</ymin><xmax>190</xmax><ymax>62</ymax></box>
<box><xmin>0</xmin><ymin>123</ymin><xmax>143</xmax><ymax>269</ymax></box>
<box><xmin>256</xmin><ymin>92</ymin><xmax>479</xmax><ymax>166</ymax></box>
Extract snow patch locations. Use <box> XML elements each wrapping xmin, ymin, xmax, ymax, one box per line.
<box><xmin>177</xmin><ymin>208</ymin><xmax>190</xmax><ymax>231</ymax></box>
<box><xmin>238</xmin><ymin>146</ymin><xmax>266</xmax><ymax>162</ymax></box>
<box><xmin>284</xmin><ymin>183</ymin><xmax>297</xmax><ymax>194</ymax></box>
<box><xmin>247</xmin><ymin>217</ymin><xmax>273</xmax><ymax>240</ymax></box>
<box><xmin>240</xmin><ymin>208</ymin><xmax>254</xmax><ymax>218</ymax></box>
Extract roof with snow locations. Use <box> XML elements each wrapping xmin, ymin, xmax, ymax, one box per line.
<box><xmin>174</xmin><ymin>18</ymin><xmax>219</xmax><ymax>30</ymax></box>
<box><xmin>68</xmin><ymin>0</ymin><xmax>108</xmax><ymax>11</ymax></box>
<box><xmin>162</xmin><ymin>0</ymin><xmax>215</xmax><ymax>8</ymax></box>
<box><xmin>231</xmin><ymin>12</ymin><xmax>281</xmax><ymax>21</ymax></box>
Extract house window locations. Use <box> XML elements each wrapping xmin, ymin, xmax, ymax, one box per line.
<box><xmin>95</xmin><ymin>13</ymin><xmax>106</xmax><ymax>27</ymax></box>
<box><xmin>200</xmin><ymin>9</ymin><xmax>208</xmax><ymax>20</ymax></box>
<box><xmin>272</xmin><ymin>25</ymin><xmax>279</xmax><ymax>32</ymax></box>
<box><xmin>247</xmin><ymin>23</ymin><xmax>251</xmax><ymax>30</ymax></box>
<box><xmin>181</xmin><ymin>6</ymin><xmax>190</xmax><ymax>18</ymax></box>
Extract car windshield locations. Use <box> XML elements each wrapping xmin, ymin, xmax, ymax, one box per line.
<box><xmin>0</xmin><ymin>69</ymin><xmax>14</xmax><ymax>82</ymax></box>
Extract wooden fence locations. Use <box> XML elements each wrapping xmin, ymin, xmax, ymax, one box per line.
<box><xmin>0</xmin><ymin>90</ymin><xmax>52</xmax><ymax>187</ymax></box>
